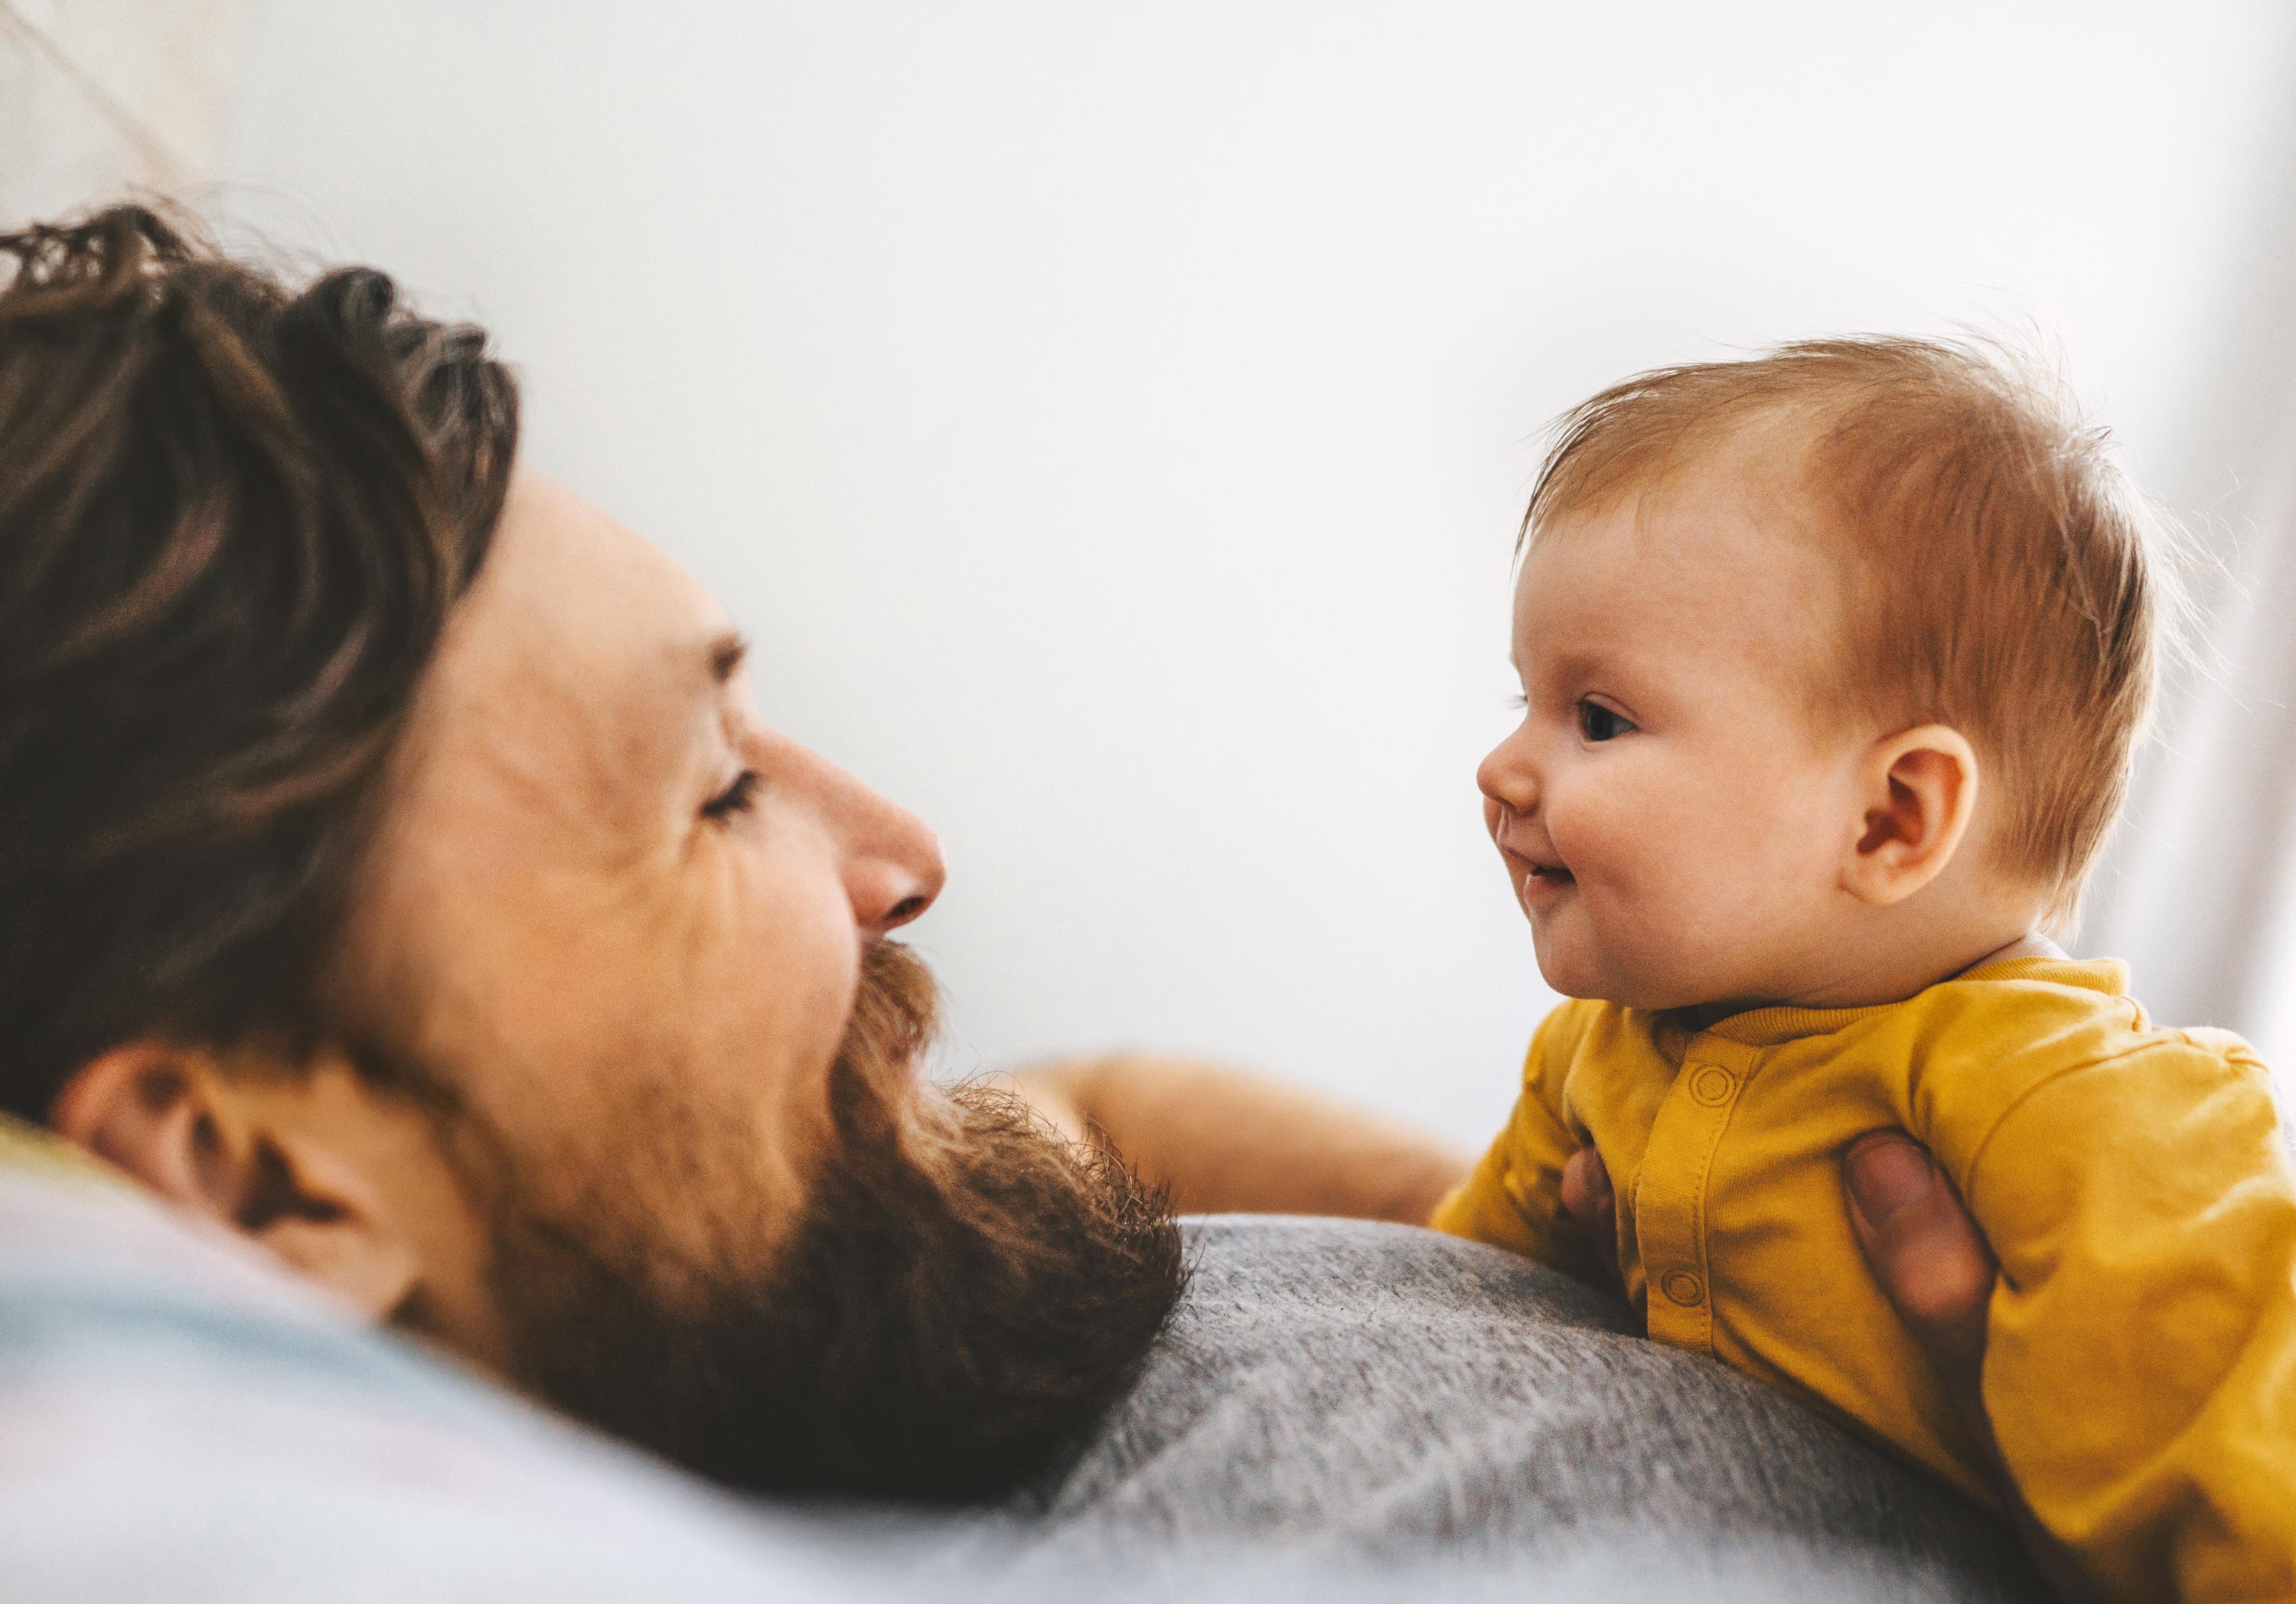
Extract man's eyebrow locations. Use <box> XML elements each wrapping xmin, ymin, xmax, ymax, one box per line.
<box><xmin>708</xmin><ymin>631</ymin><xmax>749</xmax><ymax>686</ymax></box>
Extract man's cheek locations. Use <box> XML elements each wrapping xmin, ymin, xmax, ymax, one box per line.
<box><xmin>722</xmin><ymin>852</ymin><xmax>856</xmax><ymax>1026</ymax></box>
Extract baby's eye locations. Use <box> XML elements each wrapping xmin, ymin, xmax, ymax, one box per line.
<box><xmin>1577</xmin><ymin>700</ymin><xmax>1635</xmax><ymax>743</ymax></box>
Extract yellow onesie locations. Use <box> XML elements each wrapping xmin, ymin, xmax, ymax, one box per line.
<box><xmin>1433</xmin><ymin>955</ymin><xmax>2296</xmax><ymax>1602</ymax></box>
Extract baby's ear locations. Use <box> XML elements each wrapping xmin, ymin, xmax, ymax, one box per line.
<box><xmin>1841</xmin><ymin>725</ymin><xmax>1980</xmax><ymax>907</ymax></box>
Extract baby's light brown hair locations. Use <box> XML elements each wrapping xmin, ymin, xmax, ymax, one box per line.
<box><xmin>1525</xmin><ymin>337</ymin><xmax>2172</xmax><ymax>923</ymax></box>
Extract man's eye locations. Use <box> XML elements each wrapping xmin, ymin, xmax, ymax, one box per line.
<box><xmin>702</xmin><ymin>769</ymin><xmax>762</xmax><ymax>820</ymax></box>
<box><xmin>1577</xmin><ymin>701</ymin><xmax>1634</xmax><ymax>742</ymax></box>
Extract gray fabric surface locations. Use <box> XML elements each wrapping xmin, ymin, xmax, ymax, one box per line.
<box><xmin>971</xmin><ymin>1214</ymin><xmax>2045</xmax><ymax>1600</ymax></box>
<box><xmin>0</xmin><ymin>1169</ymin><xmax>2047</xmax><ymax>1601</ymax></box>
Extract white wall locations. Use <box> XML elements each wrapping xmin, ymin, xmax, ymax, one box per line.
<box><xmin>0</xmin><ymin>0</ymin><xmax>243</xmax><ymax>224</ymax></box>
<box><xmin>202</xmin><ymin>2</ymin><xmax>2296</xmax><ymax>1147</ymax></box>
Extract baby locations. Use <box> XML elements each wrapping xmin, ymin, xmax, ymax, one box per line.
<box><xmin>1433</xmin><ymin>338</ymin><xmax>2296</xmax><ymax>1602</ymax></box>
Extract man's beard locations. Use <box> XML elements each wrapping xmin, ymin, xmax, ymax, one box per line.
<box><xmin>451</xmin><ymin>943</ymin><xmax>1186</xmax><ymax>1503</ymax></box>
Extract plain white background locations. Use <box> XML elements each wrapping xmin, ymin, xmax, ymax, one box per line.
<box><xmin>204</xmin><ymin>2</ymin><xmax>2296</xmax><ymax>1147</ymax></box>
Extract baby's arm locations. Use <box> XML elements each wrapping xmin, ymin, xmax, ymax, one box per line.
<box><xmin>1431</xmin><ymin>1009</ymin><xmax>1613</xmax><ymax>1289</ymax></box>
<box><xmin>1947</xmin><ymin>1038</ymin><xmax>2296</xmax><ymax>1602</ymax></box>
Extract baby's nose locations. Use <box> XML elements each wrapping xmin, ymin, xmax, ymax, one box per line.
<box><xmin>1476</xmin><ymin>734</ymin><xmax>1540</xmax><ymax>817</ymax></box>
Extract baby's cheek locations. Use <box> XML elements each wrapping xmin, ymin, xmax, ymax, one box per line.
<box><xmin>1574</xmin><ymin>804</ymin><xmax>1717</xmax><ymax>955</ymax></box>
<box><xmin>1555</xmin><ymin>780</ymin><xmax>1690</xmax><ymax>892</ymax></box>
<box><xmin>1737</xmin><ymin>768</ymin><xmax>1848</xmax><ymax>882</ymax></box>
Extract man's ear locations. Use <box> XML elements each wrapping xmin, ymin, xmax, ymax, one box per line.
<box><xmin>1841</xmin><ymin>725</ymin><xmax>1981</xmax><ymax>908</ymax></box>
<box><xmin>50</xmin><ymin>1044</ymin><xmax>423</xmax><ymax>1318</ymax></box>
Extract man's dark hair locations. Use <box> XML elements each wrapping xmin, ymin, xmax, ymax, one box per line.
<box><xmin>0</xmin><ymin>204</ymin><xmax>517</xmax><ymax>1117</ymax></box>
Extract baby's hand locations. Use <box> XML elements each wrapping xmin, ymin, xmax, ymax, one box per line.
<box><xmin>1557</xmin><ymin>1146</ymin><xmax>1623</xmax><ymax>1293</ymax></box>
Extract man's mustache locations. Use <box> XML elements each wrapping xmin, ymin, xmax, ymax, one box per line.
<box><xmin>827</xmin><ymin>940</ymin><xmax>941</xmax><ymax>1142</ymax></box>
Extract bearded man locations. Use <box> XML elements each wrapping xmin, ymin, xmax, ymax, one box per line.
<box><xmin>2</xmin><ymin>204</ymin><xmax>1182</xmax><ymax>1501</ymax></box>
<box><xmin>0</xmin><ymin>205</ymin><xmax>2064</xmax><ymax>1599</ymax></box>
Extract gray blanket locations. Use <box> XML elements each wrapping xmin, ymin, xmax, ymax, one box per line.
<box><xmin>977</xmin><ymin>1214</ymin><xmax>2042</xmax><ymax>1599</ymax></box>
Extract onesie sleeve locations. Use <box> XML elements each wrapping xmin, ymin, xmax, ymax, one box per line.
<box><xmin>1956</xmin><ymin>1036</ymin><xmax>2296</xmax><ymax>1603</ymax></box>
<box><xmin>1430</xmin><ymin>1004</ymin><xmax>1608</xmax><ymax>1288</ymax></box>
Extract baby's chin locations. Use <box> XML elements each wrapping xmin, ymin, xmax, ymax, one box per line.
<box><xmin>1528</xmin><ymin>924</ymin><xmax>1624</xmax><ymax>1003</ymax></box>
<box><xmin>1530</xmin><ymin>924</ymin><xmax>1725</xmax><ymax>1012</ymax></box>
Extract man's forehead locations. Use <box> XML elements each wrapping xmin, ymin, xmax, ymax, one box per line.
<box><xmin>418</xmin><ymin>472</ymin><xmax>737</xmax><ymax>794</ymax></box>
<box><xmin>488</xmin><ymin>474</ymin><xmax>728</xmax><ymax>667</ymax></box>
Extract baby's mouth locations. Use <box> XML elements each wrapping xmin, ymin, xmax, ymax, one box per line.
<box><xmin>1526</xmin><ymin>863</ymin><xmax>1575</xmax><ymax>891</ymax></box>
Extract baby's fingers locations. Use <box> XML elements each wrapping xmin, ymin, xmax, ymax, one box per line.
<box><xmin>1559</xmin><ymin>1145</ymin><xmax>1623</xmax><ymax>1293</ymax></box>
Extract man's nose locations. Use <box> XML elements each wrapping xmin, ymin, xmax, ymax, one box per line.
<box><xmin>817</xmin><ymin>761</ymin><xmax>947</xmax><ymax>939</ymax></box>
